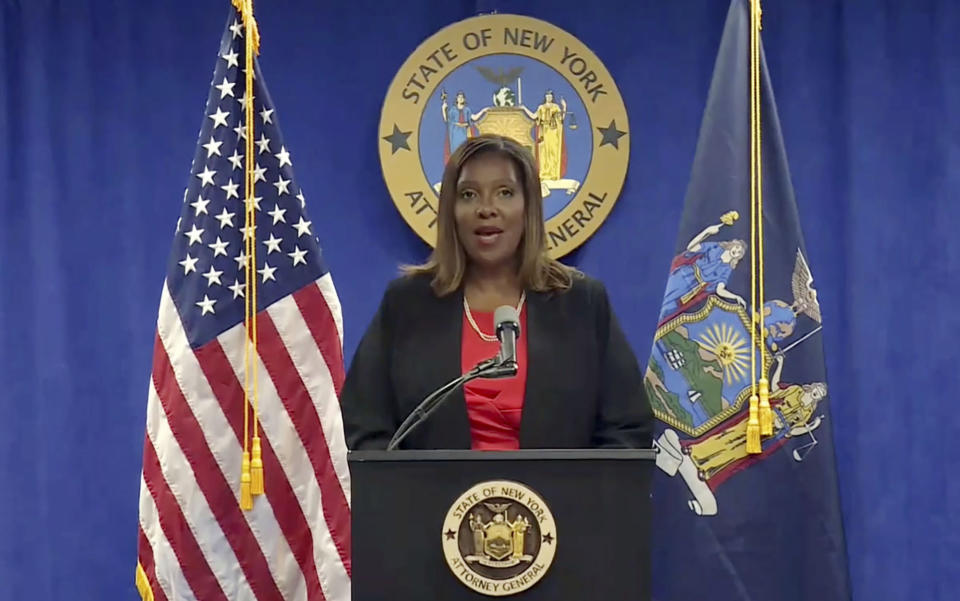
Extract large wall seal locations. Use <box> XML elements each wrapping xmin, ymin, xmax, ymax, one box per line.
<box><xmin>379</xmin><ymin>14</ymin><xmax>630</xmax><ymax>258</ymax></box>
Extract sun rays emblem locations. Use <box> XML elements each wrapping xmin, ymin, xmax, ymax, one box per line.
<box><xmin>647</xmin><ymin>297</ymin><xmax>768</xmax><ymax>436</ymax></box>
<box><xmin>697</xmin><ymin>322</ymin><xmax>750</xmax><ymax>385</ymax></box>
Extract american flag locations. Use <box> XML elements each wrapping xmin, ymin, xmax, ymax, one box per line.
<box><xmin>136</xmin><ymin>9</ymin><xmax>351</xmax><ymax>601</ymax></box>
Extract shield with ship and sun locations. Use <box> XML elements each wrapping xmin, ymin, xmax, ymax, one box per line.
<box><xmin>645</xmin><ymin>296</ymin><xmax>770</xmax><ymax>438</ymax></box>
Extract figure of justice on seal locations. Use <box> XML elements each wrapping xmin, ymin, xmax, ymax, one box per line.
<box><xmin>437</xmin><ymin>68</ymin><xmax>581</xmax><ymax>200</ymax></box>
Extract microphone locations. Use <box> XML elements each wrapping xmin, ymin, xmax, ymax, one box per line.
<box><xmin>494</xmin><ymin>305</ymin><xmax>520</xmax><ymax>376</ymax></box>
<box><xmin>385</xmin><ymin>304</ymin><xmax>521</xmax><ymax>450</ymax></box>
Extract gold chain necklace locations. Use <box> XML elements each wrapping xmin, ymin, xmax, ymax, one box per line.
<box><xmin>463</xmin><ymin>291</ymin><xmax>526</xmax><ymax>342</ymax></box>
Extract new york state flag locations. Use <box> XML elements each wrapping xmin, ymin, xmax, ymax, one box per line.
<box><xmin>644</xmin><ymin>2</ymin><xmax>851</xmax><ymax>600</ymax></box>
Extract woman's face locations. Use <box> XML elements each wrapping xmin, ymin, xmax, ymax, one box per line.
<box><xmin>453</xmin><ymin>152</ymin><xmax>526</xmax><ymax>273</ymax></box>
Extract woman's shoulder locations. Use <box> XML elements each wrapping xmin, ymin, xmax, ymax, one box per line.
<box><xmin>569</xmin><ymin>271</ymin><xmax>607</xmax><ymax>293</ymax></box>
<box><xmin>367</xmin><ymin>273</ymin><xmax>440</xmax><ymax>328</ymax></box>
<box><xmin>551</xmin><ymin>271</ymin><xmax>609</xmax><ymax>305</ymax></box>
<box><xmin>538</xmin><ymin>273</ymin><xmax>615</xmax><ymax>341</ymax></box>
<box><xmin>382</xmin><ymin>272</ymin><xmax>438</xmax><ymax>304</ymax></box>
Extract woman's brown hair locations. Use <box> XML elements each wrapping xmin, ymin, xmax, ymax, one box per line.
<box><xmin>403</xmin><ymin>134</ymin><xmax>577</xmax><ymax>295</ymax></box>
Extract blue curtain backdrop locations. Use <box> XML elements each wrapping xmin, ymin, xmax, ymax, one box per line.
<box><xmin>1</xmin><ymin>1</ymin><xmax>957</xmax><ymax>600</ymax></box>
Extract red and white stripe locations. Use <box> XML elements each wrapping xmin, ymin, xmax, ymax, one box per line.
<box><xmin>137</xmin><ymin>275</ymin><xmax>351</xmax><ymax>601</ymax></box>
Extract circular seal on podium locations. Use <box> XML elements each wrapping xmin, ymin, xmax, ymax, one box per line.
<box><xmin>441</xmin><ymin>479</ymin><xmax>557</xmax><ymax>596</ymax></box>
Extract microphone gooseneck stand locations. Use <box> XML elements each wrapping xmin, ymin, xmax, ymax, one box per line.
<box><xmin>385</xmin><ymin>356</ymin><xmax>518</xmax><ymax>451</ymax></box>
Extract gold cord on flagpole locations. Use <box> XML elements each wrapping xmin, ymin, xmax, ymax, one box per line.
<box><xmin>746</xmin><ymin>0</ymin><xmax>763</xmax><ymax>454</ymax></box>
<box><xmin>240</xmin><ymin>0</ymin><xmax>254</xmax><ymax>510</ymax></box>
<box><xmin>747</xmin><ymin>0</ymin><xmax>757</xmax><ymax>453</ymax></box>
<box><xmin>233</xmin><ymin>0</ymin><xmax>262</xmax><ymax>510</ymax></box>
<box><xmin>754</xmin><ymin>1</ymin><xmax>772</xmax><ymax>437</ymax></box>
<box><xmin>231</xmin><ymin>0</ymin><xmax>261</xmax><ymax>52</ymax></box>
<box><xmin>245</xmin><ymin>0</ymin><xmax>264</xmax><ymax>499</ymax></box>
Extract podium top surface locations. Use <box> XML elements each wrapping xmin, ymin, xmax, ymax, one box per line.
<box><xmin>348</xmin><ymin>448</ymin><xmax>657</xmax><ymax>462</ymax></box>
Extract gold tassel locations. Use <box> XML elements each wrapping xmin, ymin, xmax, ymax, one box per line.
<box><xmin>240</xmin><ymin>451</ymin><xmax>253</xmax><ymax>510</ymax></box>
<box><xmin>746</xmin><ymin>394</ymin><xmax>761</xmax><ymax>454</ymax></box>
<box><xmin>251</xmin><ymin>436</ymin><xmax>264</xmax><ymax>496</ymax></box>
<box><xmin>759</xmin><ymin>377</ymin><xmax>773</xmax><ymax>436</ymax></box>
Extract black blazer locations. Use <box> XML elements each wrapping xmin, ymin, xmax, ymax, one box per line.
<box><xmin>340</xmin><ymin>273</ymin><xmax>653</xmax><ymax>450</ymax></box>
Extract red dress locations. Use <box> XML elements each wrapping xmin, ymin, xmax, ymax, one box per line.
<box><xmin>460</xmin><ymin>306</ymin><xmax>528</xmax><ymax>450</ymax></box>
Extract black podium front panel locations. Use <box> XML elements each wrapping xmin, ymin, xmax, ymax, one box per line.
<box><xmin>349</xmin><ymin>449</ymin><xmax>654</xmax><ymax>600</ymax></box>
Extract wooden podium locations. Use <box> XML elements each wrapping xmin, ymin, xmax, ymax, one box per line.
<box><xmin>349</xmin><ymin>449</ymin><xmax>656</xmax><ymax>600</ymax></box>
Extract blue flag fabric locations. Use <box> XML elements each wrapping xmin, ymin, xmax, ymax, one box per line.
<box><xmin>645</xmin><ymin>2</ymin><xmax>851</xmax><ymax>600</ymax></box>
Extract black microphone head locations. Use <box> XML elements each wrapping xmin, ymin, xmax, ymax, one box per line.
<box><xmin>494</xmin><ymin>305</ymin><xmax>520</xmax><ymax>338</ymax></box>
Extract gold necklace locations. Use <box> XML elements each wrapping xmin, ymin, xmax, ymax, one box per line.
<box><xmin>463</xmin><ymin>291</ymin><xmax>526</xmax><ymax>342</ymax></box>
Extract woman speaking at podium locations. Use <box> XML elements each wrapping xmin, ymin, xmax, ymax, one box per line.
<box><xmin>341</xmin><ymin>135</ymin><xmax>652</xmax><ymax>450</ymax></box>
